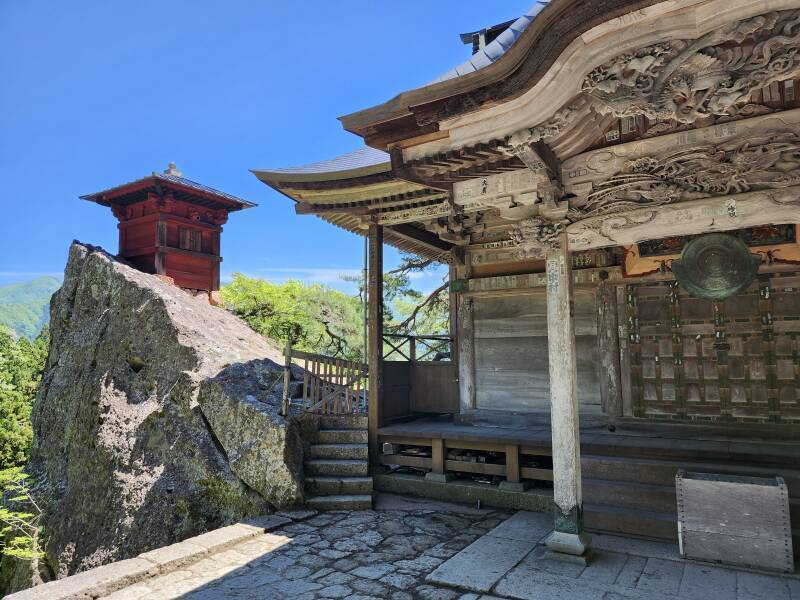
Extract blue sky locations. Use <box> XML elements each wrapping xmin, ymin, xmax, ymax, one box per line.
<box><xmin>1</xmin><ymin>1</ymin><xmax>531</xmax><ymax>293</ymax></box>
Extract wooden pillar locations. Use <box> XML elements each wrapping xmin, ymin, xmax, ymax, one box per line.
<box><xmin>425</xmin><ymin>438</ymin><xmax>451</xmax><ymax>483</ymax></box>
<box><xmin>457</xmin><ymin>297</ymin><xmax>476</xmax><ymax>413</ymax></box>
<box><xmin>597</xmin><ymin>280</ymin><xmax>623</xmax><ymax>424</ymax></box>
<box><xmin>544</xmin><ymin>232</ymin><xmax>591</xmax><ymax>561</ymax></box>
<box><xmin>367</xmin><ymin>224</ymin><xmax>384</xmax><ymax>466</ymax></box>
<box><xmin>500</xmin><ymin>444</ymin><xmax>526</xmax><ymax>491</ymax></box>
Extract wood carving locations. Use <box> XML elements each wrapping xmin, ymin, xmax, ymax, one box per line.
<box><xmin>510</xmin><ymin>217</ymin><xmax>565</xmax><ymax>259</ymax></box>
<box><xmin>572</xmin><ymin>132</ymin><xmax>800</xmax><ymax>221</ymax></box>
<box><xmin>583</xmin><ymin>10</ymin><xmax>800</xmax><ymax>125</ymax></box>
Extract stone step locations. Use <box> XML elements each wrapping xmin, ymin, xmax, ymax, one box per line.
<box><xmin>309</xmin><ymin>443</ymin><xmax>369</xmax><ymax>460</ymax></box>
<box><xmin>584</xmin><ymin>503</ymin><xmax>677</xmax><ymax>541</ymax></box>
<box><xmin>582</xmin><ymin>478</ymin><xmax>677</xmax><ymax>514</ymax></box>
<box><xmin>305</xmin><ymin>476</ymin><xmax>373</xmax><ymax>496</ymax></box>
<box><xmin>304</xmin><ymin>459</ymin><xmax>369</xmax><ymax>477</ymax></box>
<box><xmin>315</xmin><ymin>429</ymin><xmax>368</xmax><ymax>444</ymax></box>
<box><xmin>306</xmin><ymin>494</ymin><xmax>373</xmax><ymax>511</ymax></box>
<box><xmin>319</xmin><ymin>415</ymin><xmax>368</xmax><ymax>431</ymax></box>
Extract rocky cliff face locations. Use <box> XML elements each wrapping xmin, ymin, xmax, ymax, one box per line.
<box><xmin>26</xmin><ymin>243</ymin><xmax>306</xmax><ymax>578</ymax></box>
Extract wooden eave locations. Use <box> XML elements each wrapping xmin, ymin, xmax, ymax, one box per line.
<box><xmin>253</xmin><ymin>170</ymin><xmax>454</xmax><ymax>261</ymax></box>
<box><xmin>339</xmin><ymin>0</ymin><xmax>666</xmax><ymax>149</ymax></box>
<box><xmin>81</xmin><ymin>176</ymin><xmax>254</xmax><ymax>212</ymax></box>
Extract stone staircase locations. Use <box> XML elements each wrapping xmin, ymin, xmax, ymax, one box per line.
<box><xmin>305</xmin><ymin>415</ymin><xmax>373</xmax><ymax>510</ymax></box>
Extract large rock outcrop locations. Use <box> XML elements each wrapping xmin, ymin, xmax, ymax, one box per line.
<box><xmin>26</xmin><ymin>242</ymin><xmax>306</xmax><ymax>578</ymax></box>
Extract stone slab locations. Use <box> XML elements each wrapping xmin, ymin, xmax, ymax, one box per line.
<box><xmin>736</xmin><ymin>571</ymin><xmax>792</xmax><ymax>600</ymax></box>
<box><xmin>635</xmin><ymin>557</ymin><xmax>685</xmax><ymax>596</ymax></box>
<box><xmin>426</xmin><ymin>533</ymin><xmax>535</xmax><ymax>592</ymax></box>
<box><xmin>138</xmin><ymin>540</ymin><xmax>208</xmax><ymax>571</ymax></box>
<box><xmin>5</xmin><ymin>558</ymin><xmax>158</xmax><ymax>600</ymax></box>
<box><xmin>678</xmin><ymin>562</ymin><xmax>737</xmax><ymax>600</ymax></box>
<box><xmin>485</xmin><ymin>510</ymin><xmax>551</xmax><ymax>543</ymax></box>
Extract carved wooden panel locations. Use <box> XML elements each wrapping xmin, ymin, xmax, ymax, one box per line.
<box><xmin>625</xmin><ymin>272</ymin><xmax>800</xmax><ymax>423</ymax></box>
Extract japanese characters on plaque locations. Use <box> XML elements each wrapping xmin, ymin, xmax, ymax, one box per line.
<box><xmin>453</xmin><ymin>170</ymin><xmax>541</xmax><ymax>212</ymax></box>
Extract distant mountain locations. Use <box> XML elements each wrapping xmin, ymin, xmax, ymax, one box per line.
<box><xmin>0</xmin><ymin>276</ymin><xmax>61</xmax><ymax>338</ymax></box>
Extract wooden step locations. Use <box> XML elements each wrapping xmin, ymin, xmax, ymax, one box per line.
<box><xmin>584</xmin><ymin>503</ymin><xmax>677</xmax><ymax>541</ymax></box>
<box><xmin>316</xmin><ymin>429</ymin><xmax>368</xmax><ymax>444</ymax></box>
<box><xmin>305</xmin><ymin>476</ymin><xmax>373</xmax><ymax>496</ymax></box>
<box><xmin>582</xmin><ymin>479</ymin><xmax>676</xmax><ymax>514</ymax></box>
<box><xmin>319</xmin><ymin>415</ymin><xmax>368</xmax><ymax>430</ymax></box>
<box><xmin>309</xmin><ymin>443</ymin><xmax>368</xmax><ymax>460</ymax></box>
<box><xmin>306</xmin><ymin>494</ymin><xmax>373</xmax><ymax>511</ymax></box>
<box><xmin>304</xmin><ymin>459</ymin><xmax>369</xmax><ymax>477</ymax></box>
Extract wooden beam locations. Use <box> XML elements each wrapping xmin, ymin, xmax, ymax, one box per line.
<box><xmin>368</xmin><ymin>224</ymin><xmax>384</xmax><ymax>466</ymax></box>
<box><xmin>567</xmin><ymin>189</ymin><xmax>800</xmax><ymax>251</ymax></box>
<box><xmin>387</xmin><ymin>223</ymin><xmax>453</xmax><ymax>254</ymax></box>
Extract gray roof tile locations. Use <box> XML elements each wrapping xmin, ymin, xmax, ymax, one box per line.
<box><xmin>430</xmin><ymin>1</ymin><xmax>550</xmax><ymax>85</ymax></box>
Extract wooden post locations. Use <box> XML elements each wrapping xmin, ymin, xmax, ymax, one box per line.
<box><xmin>457</xmin><ymin>297</ymin><xmax>476</xmax><ymax>413</ymax></box>
<box><xmin>544</xmin><ymin>232</ymin><xmax>591</xmax><ymax>562</ymax></box>
<box><xmin>500</xmin><ymin>444</ymin><xmax>526</xmax><ymax>491</ymax></box>
<box><xmin>425</xmin><ymin>438</ymin><xmax>451</xmax><ymax>483</ymax></box>
<box><xmin>368</xmin><ymin>224</ymin><xmax>384</xmax><ymax>466</ymax></box>
<box><xmin>597</xmin><ymin>281</ymin><xmax>623</xmax><ymax>424</ymax></box>
<box><xmin>281</xmin><ymin>340</ymin><xmax>292</xmax><ymax>417</ymax></box>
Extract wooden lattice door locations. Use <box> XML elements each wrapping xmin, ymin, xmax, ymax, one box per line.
<box><xmin>624</xmin><ymin>273</ymin><xmax>800</xmax><ymax>423</ymax></box>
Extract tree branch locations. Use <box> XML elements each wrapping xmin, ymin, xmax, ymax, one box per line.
<box><xmin>391</xmin><ymin>282</ymin><xmax>448</xmax><ymax>333</ymax></box>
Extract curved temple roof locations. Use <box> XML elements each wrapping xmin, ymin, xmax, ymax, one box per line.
<box><xmin>431</xmin><ymin>1</ymin><xmax>550</xmax><ymax>84</ymax></box>
<box><xmin>252</xmin><ymin>147</ymin><xmax>390</xmax><ymax>183</ymax></box>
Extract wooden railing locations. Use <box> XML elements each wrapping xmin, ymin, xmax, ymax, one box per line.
<box><xmin>382</xmin><ymin>334</ymin><xmax>452</xmax><ymax>363</ymax></box>
<box><xmin>282</xmin><ymin>343</ymin><xmax>368</xmax><ymax>416</ymax></box>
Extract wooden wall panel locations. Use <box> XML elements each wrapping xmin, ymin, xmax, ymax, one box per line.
<box><xmin>411</xmin><ymin>363</ymin><xmax>459</xmax><ymax>414</ymax></box>
<box><xmin>383</xmin><ymin>361</ymin><xmax>412</xmax><ymax>424</ymax></box>
<box><xmin>472</xmin><ymin>291</ymin><xmax>601</xmax><ymax>413</ymax></box>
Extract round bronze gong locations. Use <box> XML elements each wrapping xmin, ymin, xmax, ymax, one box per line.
<box><xmin>671</xmin><ymin>233</ymin><xmax>761</xmax><ymax>300</ymax></box>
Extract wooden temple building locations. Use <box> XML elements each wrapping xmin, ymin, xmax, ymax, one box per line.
<box><xmin>255</xmin><ymin>0</ymin><xmax>800</xmax><ymax>563</ymax></box>
<box><xmin>82</xmin><ymin>163</ymin><xmax>255</xmax><ymax>303</ymax></box>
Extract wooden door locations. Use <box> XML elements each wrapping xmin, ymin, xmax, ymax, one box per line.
<box><xmin>624</xmin><ymin>273</ymin><xmax>800</xmax><ymax>423</ymax></box>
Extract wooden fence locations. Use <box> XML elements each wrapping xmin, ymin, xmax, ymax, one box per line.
<box><xmin>382</xmin><ymin>334</ymin><xmax>452</xmax><ymax>363</ymax></box>
<box><xmin>282</xmin><ymin>343</ymin><xmax>368</xmax><ymax>416</ymax></box>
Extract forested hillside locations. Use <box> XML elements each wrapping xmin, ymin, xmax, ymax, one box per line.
<box><xmin>0</xmin><ymin>327</ymin><xmax>49</xmax><ymax>469</ymax></box>
<box><xmin>0</xmin><ymin>277</ymin><xmax>61</xmax><ymax>339</ymax></box>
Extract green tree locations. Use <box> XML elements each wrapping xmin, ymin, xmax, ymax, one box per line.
<box><xmin>0</xmin><ymin>327</ymin><xmax>49</xmax><ymax>469</ymax></box>
<box><xmin>221</xmin><ymin>276</ymin><xmax>365</xmax><ymax>360</ymax></box>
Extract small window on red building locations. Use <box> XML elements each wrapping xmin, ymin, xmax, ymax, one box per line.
<box><xmin>179</xmin><ymin>228</ymin><xmax>202</xmax><ymax>252</ymax></box>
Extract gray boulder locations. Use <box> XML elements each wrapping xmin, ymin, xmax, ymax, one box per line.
<box><xmin>26</xmin><ymin>242</ymin><xmax>305</xmax><ymax>578</ymax></box>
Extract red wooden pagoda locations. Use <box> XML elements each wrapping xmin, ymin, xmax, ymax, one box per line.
<box><xmin>81</xmin><ymin>164</ymin><xmax>255</xmax><ymax>302</ymax></box>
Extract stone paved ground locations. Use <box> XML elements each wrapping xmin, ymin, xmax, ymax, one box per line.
<box><xmin>101</xmin><ymin>495</ymin><xmax>800</xmax><ymax>600</ymax></box>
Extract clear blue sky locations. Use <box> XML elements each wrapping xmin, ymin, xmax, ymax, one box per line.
<box><xmin>1</xmin><ymin>1</ymin><xmax>530</xmax><ymax>293</ymax></box>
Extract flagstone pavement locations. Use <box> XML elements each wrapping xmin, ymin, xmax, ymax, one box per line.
<box><xmin>102</xmin><ymin>494</ymin><xmax>800</xmax><ymax>600</ymax></box>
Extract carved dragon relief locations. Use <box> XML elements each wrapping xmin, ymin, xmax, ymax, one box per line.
<box><xmin>582</xmin><ymin>10</ymin><xmax>800</xmax><ymax>125</ymax></box>
<box><xmin>570</xmin><ymin>131</ymin><xmax>800</xmax><ymax>221</ymax></box>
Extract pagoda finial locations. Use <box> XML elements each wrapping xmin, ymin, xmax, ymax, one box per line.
<box><xmin>164</xmin><ymin>162</ymin><xmax>182</xmax><ymax>177</ymax></box>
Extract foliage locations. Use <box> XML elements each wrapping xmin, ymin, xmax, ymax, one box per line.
<box><xmin>0</xmin><ymin>327</ymin><xmax>49</xmax><ymax>469</ymax></box>
<box><xmin>0</xmin><ymin>278</ymin><xmax>60</xmax><ymax>340</ymax></box>
<box><xmin>221</xmin><ymin>253</ymin><xmax>450</xmax><ymax>361</ymax></box>
<box><xmin>221</xmin><ymin>275</ymin><xmax>365</xmax><ymax>361</ymax></box>
<box><xmin>0</xmin><ymin>468</ymin><xmax>43</xmax><ymax>561</ymax></box>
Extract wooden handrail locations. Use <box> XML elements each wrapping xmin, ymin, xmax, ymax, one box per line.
<box><xmin>283</xmin><ymin>342</ymin><xmax>368</xmax><ymax>415</ymax></box>
<box><xmin>382</xmin><ymin>334</ymin><xmax>452</xmax><ymax>363</ymax></box>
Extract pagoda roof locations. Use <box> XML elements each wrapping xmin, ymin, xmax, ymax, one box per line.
<box><xmin>81</xmin><ymin>168</ymin><xmax>256</xmax><ymax>212</ymax></box>
<box><xmin>251</xmin><ymin>147</ymin><xmax>390</xmax><ymax>183</ymax></box>
<box><xmin>432</xmin><ymin>2</ymin><xmax>548</xmax><ymax>84</ymax></box>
